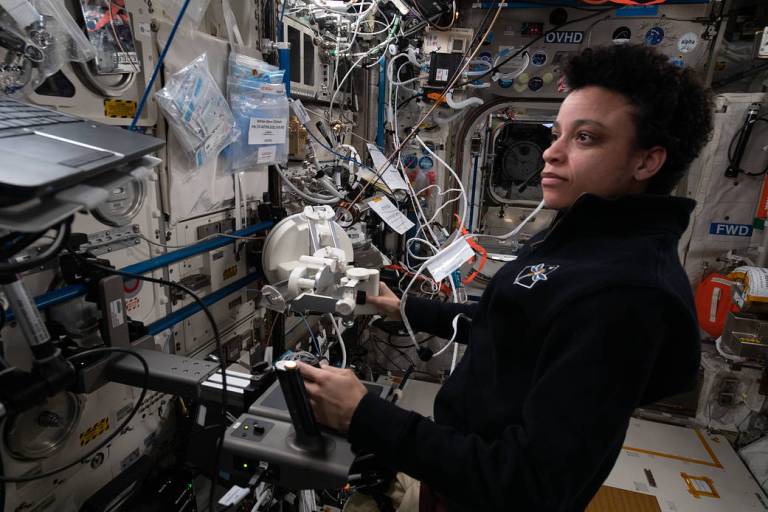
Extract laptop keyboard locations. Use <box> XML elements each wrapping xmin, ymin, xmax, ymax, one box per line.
<box><xmin>0</xmin><ymin>97</ymin><xmax>81</xmax><ymax>130</ymax></box>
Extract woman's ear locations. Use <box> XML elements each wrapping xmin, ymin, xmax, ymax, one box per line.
<box><xmin>633</xmin><ymin>145</ymin><xmax>667</xmax><ymax>182</ymax></box>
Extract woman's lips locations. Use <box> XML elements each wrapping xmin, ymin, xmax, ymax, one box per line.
<box><xmin>541</xmin><ymin>172</ymin><xmax>566</xmax><ymax>187</ymax></box>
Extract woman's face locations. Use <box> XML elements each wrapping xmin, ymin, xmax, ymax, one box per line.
<box><xmin>541</xmin><ymin>85</ymin><xmax>666</xmax><ymax>210</ymax></box>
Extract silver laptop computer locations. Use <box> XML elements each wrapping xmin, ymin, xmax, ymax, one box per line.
<box><xmin>0</xmin><ymin>95</ymin><xmax>164</xmax><ymax>206</ymax></box>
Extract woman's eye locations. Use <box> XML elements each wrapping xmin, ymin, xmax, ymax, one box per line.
<box><xmin>550</xmin><ymin>132</ymin><xmax>560</xmax><ymax>142</ymax></box>
<box><xmin>576</xmin><ymin>132</ymin><xmax>593</xmax><ymax>143</ymax></box>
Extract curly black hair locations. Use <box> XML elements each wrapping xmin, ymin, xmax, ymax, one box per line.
<box><xmin>564</xmin><ymin>45</ymin><xmax>714</xmax><ymax>194</ymax></box>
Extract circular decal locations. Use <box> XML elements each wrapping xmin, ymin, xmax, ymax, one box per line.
<box><xmin>123</xmin><ymin>278</ymin><xmax>142</xmax><ymax>297</ymax></box>
<box><xmin>542</xmin><ymin>72</ymin><xmax>554</xmax><ymax>84</ymax></box>
<box><xmin>418</xmin><ymin>156</ymin><xmax>434</xmax><ymax>170</ymax></box>
<box><xmin>644</xmin><ymin>27</ymin><xmax>664</xmax><ymax>46</ymax></box>
<box><xmin>514</xmin><ymin>82</ymin><xmax>528</xmax><ymax>93</ymax></box>
<box><xmin>678</xmin><ymin>32</ymin><xmax>698</xmax><ymax>53</ymax></box>
<box><xmin>528</xmin><ymin>77</ymin><xmax>544</xmax><ymax>92</ymax></box>
<box><xmin>402</xmin><ymin>154</ymin><xmax>418</xmax><ymax>169</ymax></box>
<box><xmin>612</xmin><ymin>26</ymin><xmax>631</xmax><ymax>43</ymax></box>
<box><xmin>671</xmin><ymin>56</ymin><xmax>684</xmax><ymax>69</ymax></box>
<box><xmin>531</xmin><ymin>51</ymin><xmax>547</xmax><ymax>66</ymax></box>
<box><xmin>517</xmin><ymin>72</ymin><xmax>530</xmax><ymax>83</ymax></box>
<box><xmin>498</xmin><ymin>78</ymin><xmax>513</xmax><ymax>88</ymax></box>
<box><xmin>479</xmin><ymin>52</ymin><xmax>493</xmax><ymax>63</ymax></box>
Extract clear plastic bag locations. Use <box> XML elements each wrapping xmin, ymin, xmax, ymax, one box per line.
<box><xmin>155</xmin><ymin>53</ymin><xmax>239</xmax><ymax>167</ymax></box>
<box><xmin>77</xmin><ymin>0</ymin><xmax>140</xmax><ymax>75</ymax></box>
<box><xmin>226</xmin><ymin>53</ymin><xmax>289</xmax><ymax>172</ymax></box>
<box><xmin>155</xmin><ymin>0</ymin><xmax>210</xmax><ymax>28</ymax></box>
<box><xmin>0</xmin><ymin>0</ymin><xmax>97</xmax><ymax>93</ymax></box>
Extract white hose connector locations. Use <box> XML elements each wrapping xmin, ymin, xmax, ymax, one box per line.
<box><xmin>407</xmin><ymin>47</ymin><xmax>420</xmax><ymax>66</ymax></box>
<box><xmin>445</xmin><ymin>92</ymin><xmax>484</xmax><ymax>110</ymax></box>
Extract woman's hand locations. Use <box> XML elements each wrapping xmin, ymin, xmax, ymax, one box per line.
<box><xmin>297</xmin><ymin>362</ymin><xmax>367</xmax><ymax>433</ymax></box>
<box><xmin>366</xmin><ymin>282</ymin><xmax>402</xmax><ymax>320</ymax></box>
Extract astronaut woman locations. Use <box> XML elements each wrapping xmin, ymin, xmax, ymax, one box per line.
<box><xmin>299</xmin><ymin>44</ymin><xmax>714</xmax><ymax>511</ymax></box>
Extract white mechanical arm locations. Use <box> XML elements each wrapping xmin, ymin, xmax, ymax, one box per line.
<box><xmin>260</xmin><ymin>206</ymin><xmax>379</xmax><ymax>316</ymax></box>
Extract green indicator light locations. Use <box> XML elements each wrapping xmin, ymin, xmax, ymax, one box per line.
<box><xmin>243</xmin><ymin>463</ymin><xmax>248</xmax><ymax>469</ymax></box>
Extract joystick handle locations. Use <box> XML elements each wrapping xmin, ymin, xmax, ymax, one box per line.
<box><xmin>275</xmin><ymin>360</ymin><xmax>323</xmax><ymax>450</ymax></box>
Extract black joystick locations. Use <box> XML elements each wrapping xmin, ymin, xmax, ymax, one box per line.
<box><xmin>275</xmin><ymin>360</ymin><xmax>325</xmax><ymax>452</ymax></box>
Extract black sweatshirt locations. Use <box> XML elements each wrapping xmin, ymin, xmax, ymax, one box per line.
<box><xmin>348</xmin><ymin>194</ymin><xmax>701</xmax><ymax>511</ymax></box>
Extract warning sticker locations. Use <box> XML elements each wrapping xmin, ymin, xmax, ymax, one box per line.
<box><xmin>248</xmin><ymin>118</ymin><xmax>287</xmax><ymax>145</ymax></box>
<box><xmin>104</xmin><ymin>99</ymin><xmax>137</xmax><ymax>119</ymax></box>
<box><xmin>223</xmin><ymin>265</ymin><xmax>238</xmax><ymax>281</ymax></box>
<box><xmin>80</xmin><ymin>417</ymin><xmax>110</xmax><ymax>447</ymax></box>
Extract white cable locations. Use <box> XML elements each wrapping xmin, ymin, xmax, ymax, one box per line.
<box><xmin>463</xmin><ymin>59</ymin><xmax>492</xmax><ymax>76</ymax></box>
<box><xmin>445</xmin><ymin>92</ymin><xmax>484</xmax><ymax>110</ymax></box>
<box><xmin>391</xmin><ymin>82</ymin><xmax>439</xmax><ymax>248</ymax></box>
<box><xmin>432</xmin><ymin>313</ymin><xmax>464</xmax><ymax>358</ymax></box>
<box><xmin>492</xmin><ymin>51</ymin><xmax>530</xmax><ymax>82</ymax></box>
<box><xmin>327</xmin><ymin>313</ymin><xmax>347</xmax><ymax>368</ymax></box>
<box><xmin>715</xmin><ymin>336</ymin><xmax>748</xmax><ymax>363</ymax></box>
<box><xmin>328</xmin><ymin>19</ymin><xmax>396</xmax><ymax>114</ymax></box>
<box><xmin>390</xmin><ymin>61</ymin><xmax>422</xmax><ymax>87</ymax></box>
<box><xmin>277</xmin><ymin>168</ymin><xmax>340</xmax><ymax>204</ymax></box>
<box><xmin>399</xmin><ymin>200</ymin><xmax>546</xmax><ymax>351</ymax></box>
<box><xmin>450</xmin><ymin>342</ymin><xmax>459</xmax><ymax>374</ymax></box>
<box><xmin>415</xmin><ymin>135</ymin><xmax>468</xmax><ymax>235</ymax></box>
<box><xmin>319</xmin><ymin>177</ymin><xmax>345</xmax><ymax>198</ymax></box>
<box><xmin>432</xmin><ymin>108</ymin><xmax>469</xmax><ymax>126</ymax></box>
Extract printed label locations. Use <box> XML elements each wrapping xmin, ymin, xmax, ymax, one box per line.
<box><xmin>678</xmin><ymin>32</ymin><xmax>698</xmax><ymax>53</ymax></box>
<box><xmin>710</xmin><ymin>223</ymin><xmax>753</xmax><ymax>237</ymax></box>
<box><xmin>427</xmin><ymin>237</ymin><xmax>475</xmax><ymax>283</ymax></box>
<box><xmin>544</xmin><ymin>31</ymin><xmax>584</xmax><ymax>44</ymax></box>
<box><xmin>126</xmin><ymin>296</ymin><xmax>140</xmax><ymax>312</ymax></box>
<box><xmin>110</xmin><ymin>299</ymin><xmax>124</xmax><ymax>328</ymax></box>
<box><xmin>436</xmin><ymin>68</ymin><xmax>449</xmax><ymax>82</ymax></box>
<box><xmin>248</xmin><ymin>118</ymin><xmax>287</xmax><ymax>145</ymax></box>
<box><xmin>257</xmin><ymin>145</ymin><xmax>277</xmax><ymax>163</ymax></box>
<box><xmin>366</xmin><ymin>144</ymin><xmax>409</xmax><ymax>192</ymax></box>
<box><xmin>290</xmin><ymin>99</ymin><xmax>311</xmax><ymax>125</ymax></box>
<box><xmin>368</xmin><ymin>196</ymin><xmax>415</xmax><ymax>235</ymax></box>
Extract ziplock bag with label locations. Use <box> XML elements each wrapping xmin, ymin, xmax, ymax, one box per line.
<box><xmin>155</xmin><ymin>53</ymin><xmax>239</xmax><ymax>167</ymax></box>
<box><xmin>226</xmin><ymin>52</ymin><xmax>289</xmax><ymax>171</ymax></box>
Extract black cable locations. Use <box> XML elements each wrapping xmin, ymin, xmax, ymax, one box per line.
<box><xmin>0</xmin><ymin>231</ymin><xmax>44</xmax><ymax>260</ymax></box>
<box><xmin>66</xmin><ymin>255</ymin><xmax>229</xmax><ymax>510</ymax></box>
<box><xmin>726</xmin><ymin>117</ymin><xmax>768</xmax><ymax>177</ymax></box>
<box><xmin>397</xmin><ymin>92</ymin><xmax>423</xmax><ymax>110</ymax></box>
<box><xmin>412</xmin><ymin>0</ymin><xmax>456</xmax><ymax>31</ymax></box>
<box><xmin>0</xmin><ymin>218</ymin><xmax>72</xmax><ymax>274</ymax></box>
<box><xmin>0</xmin><ymin>347</ymin><xmax>149</xmax><ymax>482</ymax></box>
